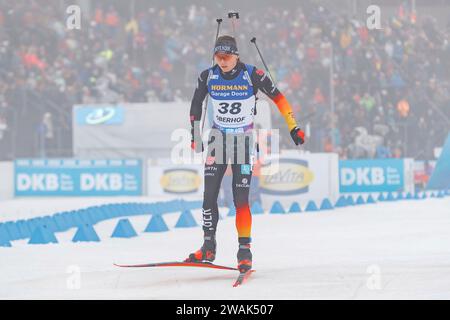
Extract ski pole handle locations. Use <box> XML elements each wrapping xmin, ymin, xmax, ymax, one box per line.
<box><xmin>228</xmin><ymin>12</ymin><xmax>239</xmax><ymax>19</ymax></box>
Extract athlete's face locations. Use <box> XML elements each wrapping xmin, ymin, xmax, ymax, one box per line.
<box><xmin>214</xmin><ymin>53</ymin><xmax>239</xmax><ymax>72</ymax></box>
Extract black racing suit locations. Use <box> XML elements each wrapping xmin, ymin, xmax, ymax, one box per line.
<box><xmin>190</xmin><ymin>61</ymin><xmax>286</xmax><ymax>246</ymax></box>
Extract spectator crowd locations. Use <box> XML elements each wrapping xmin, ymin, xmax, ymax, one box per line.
<box><xmin>0</xmin><ymin>0</ymin><xmax>449</xmax><ymax>160</ymax></box>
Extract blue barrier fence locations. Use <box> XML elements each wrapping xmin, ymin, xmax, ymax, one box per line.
<box><xmin>0</xmin><ymin>199</ymin><xmax>201</xmax><ymax>245</ymax></box>
<box><xmin>0</xmin><ymin>189</ymin><xmax>448</xmax><ymax>247</ymax></box>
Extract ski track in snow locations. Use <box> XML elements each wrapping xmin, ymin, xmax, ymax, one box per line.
<box><xmin>1</xmin><ymin>197</ymin><xmax>450</xmax><ymax>299</ymax></box>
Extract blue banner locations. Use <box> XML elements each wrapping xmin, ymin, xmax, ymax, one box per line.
<box><xmin>15</xmin><ymin>159</ymin><xmax>142</xmax><ymax>197</ymax></box>
<box><xmin>339</xmin><ymin>159</ymin><xmax>404</xmax><ymax>193</ymax></box>
<box><xmin>75</xmin><ymin>106</ymin><xmax>124</xmax><ymax>125</ymax></box>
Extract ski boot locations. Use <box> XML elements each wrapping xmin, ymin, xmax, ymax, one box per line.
<box><xmin>185</xmin><ymin>236</ymin><xmax>216</xmax><ymax>263</ymax></box>
<box><xmin>237</xmin><ymin>239</ymin><xmax>252</xmax><ymax>273</ymax></box>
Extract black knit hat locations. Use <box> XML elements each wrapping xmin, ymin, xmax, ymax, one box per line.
<box><xmin>214</xmin><ymin>35</ymin><xmax>239</xmax><ymax>55</ymax></box>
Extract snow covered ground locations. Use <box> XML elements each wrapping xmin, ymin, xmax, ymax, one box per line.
<box><xmin>1</xmin><ymin>196</ymin><xmax>450</xmax><ymax>299</ymax></box>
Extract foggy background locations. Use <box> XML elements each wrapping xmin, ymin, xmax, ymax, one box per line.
<box><xmin>1</xmin><ymin>1</ymin><xmax>450</xmax><ymax>300</ymax></box>
<box><xmin>0</xmin><ymin>0</ymin><xmax>449</xmax><ymax>161</ymax></box>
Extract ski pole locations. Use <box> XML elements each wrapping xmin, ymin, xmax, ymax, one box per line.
<box><xmin>228</xmin><ymin>11</ymin><xmax>240</xmax><ymax>55</ymax></box>
<box><xmin>251</xmin><ymin>37</ymin><xmax>306</xmax><ymax>150</ymax></box>
<box><xmin>212</xmin><ymin>18</ymin><xmax>223</xmax><ymax>63</ymax></box>
<box><xmin>228</xmin><ymin>11</ymin><xmax>239</xmax><ymax>39</ymax></box>
<box><xmin>250</xmin><ymin>37</ymin><xmax>277</xmax><ymax>86</ymax></box>
<box><xmin>201</xmin><ymin>18</ymin><xmax>223</xmax><ymax>132</ymax></box>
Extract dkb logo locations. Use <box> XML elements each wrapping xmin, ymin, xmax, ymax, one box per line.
<box><xmin>340</xmin><ymin>167</ymin><xmax>385</xmax><ymax>186</ymax></box>
<box><xmin>339</xmin><ymin>160</ymin><xmax>404</xmax><ymax>193</ymax></box>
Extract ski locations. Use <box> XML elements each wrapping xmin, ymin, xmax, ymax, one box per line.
<box><xmin>114</xmin><ymin>261</ymin><xmax>238</xmax><ymax>271</ymax></box>
<box><xmin>233</xmin><ymin>270</ymin><xmax>255</xmax><ymax>287</ymax></box>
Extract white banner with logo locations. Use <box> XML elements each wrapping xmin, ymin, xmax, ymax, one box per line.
<box><xmin>258</xmin><ymin>151</ymin><xmax>339</xmax><ymax>209</ymax></box>
<box><xmin>147</xmin><ymin>160</ymin><xmax>203</xmax><ymax>197</ymax></box>
<box><xmin>147</xmin><ymin>152</ymin><xmax>339</xmax><ymax>209</ymax></box>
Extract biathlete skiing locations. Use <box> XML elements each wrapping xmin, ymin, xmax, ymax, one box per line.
<box><xmin>185</xmin><ymin>33</ymin><xmax>306</xmax><ymax>276</ymax></box>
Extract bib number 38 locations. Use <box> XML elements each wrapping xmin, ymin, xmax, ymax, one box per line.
<box><xmin>218</xmin><ymin>102</ymin><xmax>242</xmax><ymax>115</ymax></box>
